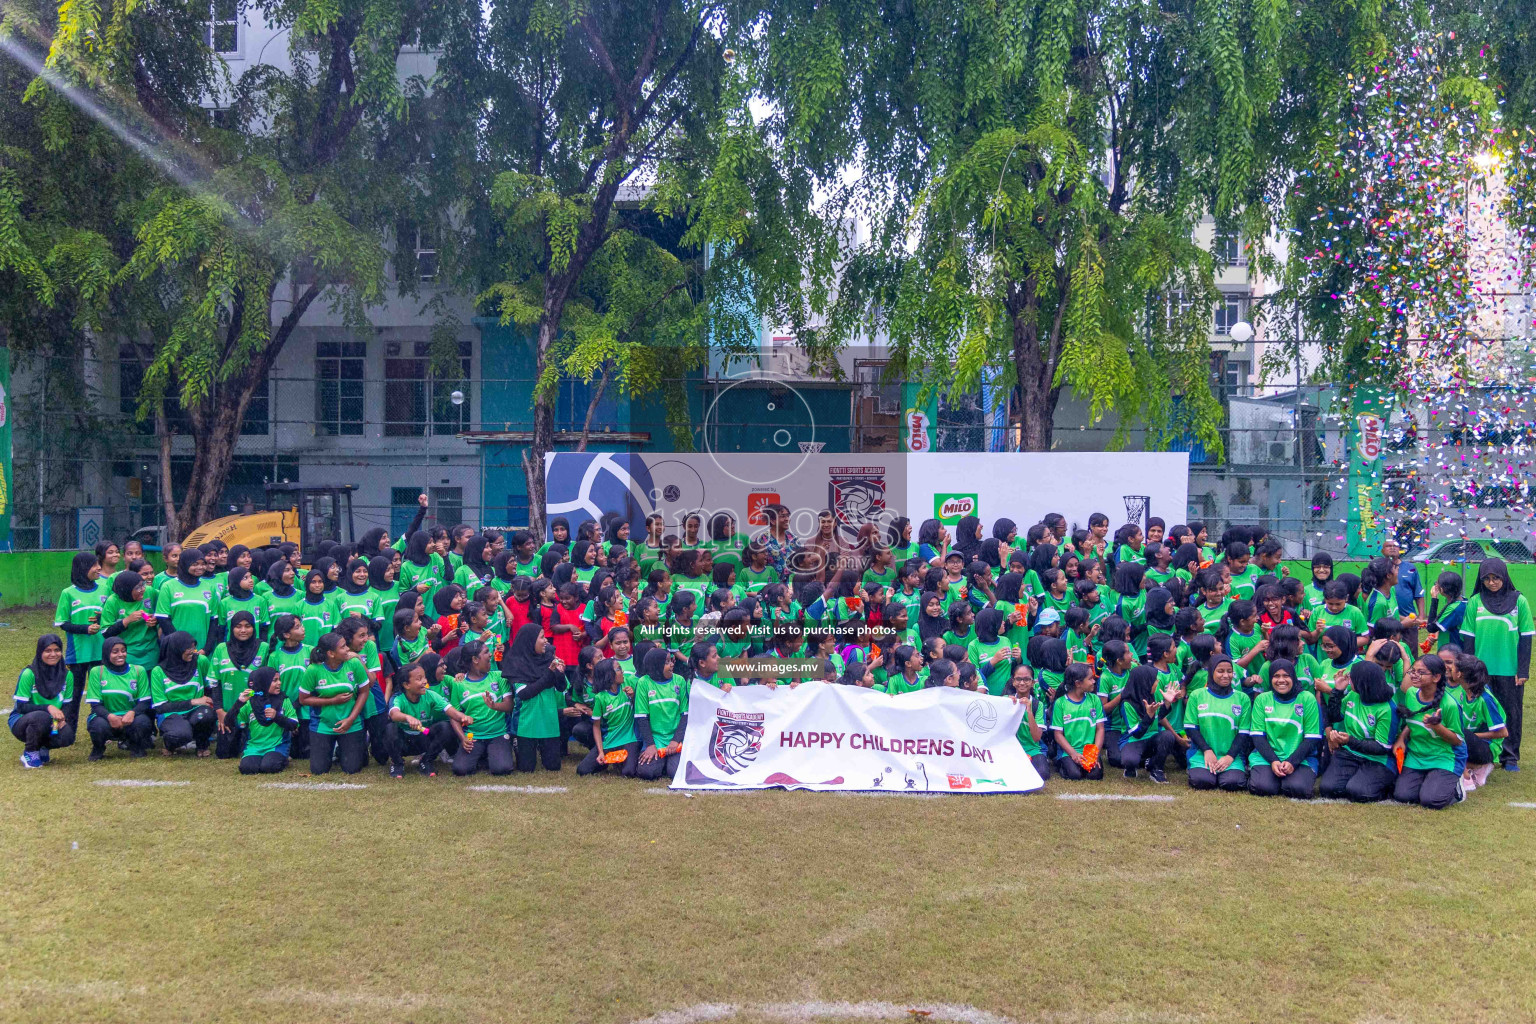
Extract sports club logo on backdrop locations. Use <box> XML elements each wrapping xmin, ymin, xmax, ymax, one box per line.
<box><xmin>933</xmin><ymin>493</ymin><xmax>978</xmax><ymax>525</ymax></box>
<box><xmin>747</xmin><ymin>491</ymin><xmax>780</xmax><ymax>526</ymax></box>
<box><xmin>709</xmin><ymin>708</ymin><xmax>766</xmax><ymax>774</ymax></box>
<box><xmin>828</xmin><ymin>467</ymin><xmax>886</xmax><ymax>539</ymax></box>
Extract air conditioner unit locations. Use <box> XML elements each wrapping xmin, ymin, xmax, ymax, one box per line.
<box><xmin>874</xmin><ymin>396</ymin><xmax>901</xmax><ymax>415</ymax></box>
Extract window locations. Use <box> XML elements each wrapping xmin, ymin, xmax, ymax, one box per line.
<box><xmin>384</xmin><ymin>340</ymin><xmax>471</xmax><ymax>437</ymax></box>
<box><xmin>240</xmin><ymin>374</ymin><xmax>269</xmax><ymax>435</ymax></box>
<box><xmin>1223</xmin><ymin>359</ymin><xmax>1251</xmax><ymax>395</ymax></box>
<box><xmin>414</xmin><ymin>224</ymin><xmax>439</xmax><ymax>282</ymax></box>
<box><xmin>391</xmin><ymin>487</ymin><xmax>422</xmax><ymax>539</ymax></box>
<box><xmin>1163</xmin><ymin>290</ymin><xmax>1195</xmax><ymax>329</ymax></box>
<box><xmin>430</xmin><ymin>487</ymin><xmax>463</xmax><ymax>530</ymax></box>
<box><xmin>207</xmin><ymin>0</ymin><xmax>239</xmax><ymax>53</ymax></box>
<box><xmin>1214</xmin><ymin>294</ymin><xmax>1247</xmax><ymax>336</ymax></box>
<box><xmin>315</xmin><ymin>341</ymin><xmax>366</xmax><ymax>436</ymax></box>
<box><xmin>1214</xmin><ymin>227</ymin><xmax>1245</xmax><ymax>266</ymax></box>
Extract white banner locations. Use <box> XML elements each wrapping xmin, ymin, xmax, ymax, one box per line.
<box><xmin>671</xmin><ymin>682</ymin><xmax>1044</xmax><ymax>794</ymax></box>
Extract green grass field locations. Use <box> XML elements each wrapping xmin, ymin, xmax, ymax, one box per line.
<box><xmin>3</xmin><ymin>603</ymin><xmax>1535</xmax><ymax>1024</ymax></box>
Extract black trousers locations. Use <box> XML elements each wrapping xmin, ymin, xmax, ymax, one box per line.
<box><xmin>1030</xmin><ymin>753</ymin><xmax>1051</xmax><ymax>780</ymax></box>
<box><xmin>86</xmin><ymin>713</ymin><xmax>153</xmax><ymax>755</ymax></box>
<box><xmin>569</xmin><ymin>718</ymin><xmax>595</xmax><ymax>750</ymax></box>
<box><xmin>1317</xmin><ymin>749</ymin><xmax>1395</xmax><ymax>802</ymax></box>
<box><xmin>515</xmin><ymin>735</ymin><xmax>565</xmax><ymax>773</ymax></box>
<box><xmin>214</xmin><ymin>719</ymin><xmax>246</xmax><ymax>759</ymax></box>
<box><xmin>1489</xmin><ymin>676</ymin><xmax>1521</xmax><ymax>766</ymax></box>
<box><xmin>1102</xmin><ymin>727</ymin><xmax>1124</xmax><ymax>768</ymax></box>
<box><xmin>1119</xmin><ymin>732</ymin><xmax>1177</xmax><ymax>773</ymax></box>
<box><xmin>66</xmin><ymin>662</ymin><xmax>97</xmax><ymax>730</ymax></box>
<box><xmin>1249</xmin><ymin>763</ymin><xmax>1317</xmax><ymax>798</ymax></box>
<box><xmin>239</xmin><ymin>751</ymin><xmax>289</xmax><ymax>774</ymax></box>
<box><xmin>159</xmin><ymin>706</ymin><xmax>215</xmax><ymax>752</ymax></box>
<box><xmin>576</xmin><ymin>741</ymin><xmax>641</xmax><ymax>776</ymax></box>
<box><xmin>390</xmin><ymin>721</ymin><xmax>455</xmax><ymax>770</ymax></box>
<box><xmin>1188</xmin><ymin>766</ymin><xmax>1248</xmax><ymax>791</ymax></box>
<box><xmin>1463</xmin><ymin>729</ymin><xmax>1495</xmax><ymax>767</ymax></box>
<box><xmin>290</xmin><ymin>719</ymin><xmax>311</xmax><ymax>760</ymax></box>
<box><xmin>1055</xmin><ymin>756</ymin><xmax>1104</xmax><ymax>780</ymax></box>
<box><xmin>365</xmin><ymin>711</ymin><xmax>393</xmax><ymax>766</ymax></box>
<box><xmin>11</xmin><ymin>710</ymin><xmax>75</xmax><ymax>752</ymax></box>
<box><xmin>1393</xmin><ymin>767</ymin><xmax>1461</xmax><ymax>809</ymax></box>
<box><xmin>453</xmin><ymin>735</ymin><xmax>515</xmax><ymax>776</ymax></box>
<box><xmin>309</xmin><ymin>729</ymin><xmax>368</xmax><ymax>775</ymax></box>
<box><xmin>636</xmin><ymin>749</ymin><xmax>681</xmax><ymax>781</ymax></box>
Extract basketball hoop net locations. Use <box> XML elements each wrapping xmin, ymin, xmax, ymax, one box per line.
<box><xmin>1123</xmin><ymin>495</ymin><xmax>1150</xmax><ymax>529</ymax></box>
<box><xmin>798</xmin><ymin>441</ymin><xmax>825</xmax><ymax>453</ymax></box>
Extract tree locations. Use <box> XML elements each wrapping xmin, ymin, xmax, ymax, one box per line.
<box><xmin>5</xmin><ymin>0</ymin><xmax>449</xmax><ymax>537</ymax></box>
<box><xmin>814</xmin><ymin>0</ymin><xmax>1303</xmax><ymax>454</ymax></box>
<box><xmin>439</xmin><ymin>0</ymin><xmax>844</xmax><ymax>535</ymax></box>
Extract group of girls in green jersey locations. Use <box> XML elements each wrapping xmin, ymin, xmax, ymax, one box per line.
<box><xmin>15</xmin><ymin>507</ymin><xmax>1526</xmax><ymax>807</ymax></box>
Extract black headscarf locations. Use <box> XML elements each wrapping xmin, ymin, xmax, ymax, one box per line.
<box><xmin>432</xmin><ymin>584</ymin><xmax>465</xmax><ymax>617</ymax></box>
<box><xmin>493</xmin><ymin>550</ymin><xmax>517</xmax><ymax>583</ymax></box>
<box><xmin>992</xmin><ymin>517</ymin><xmax>1017</xmax><ymax>543</ymax></box>
<box><xmin>246</xmin><ymin>666</ymin><xmax>284</xmax><ymax>719</ymax></box>
<box><xmin>367</xmin><ymin>555</ymin><xmax>394</xmax><ymax>590</ymax></box>
<box><xmin>417</xmin><ymin>650</ymin><xmax>444</xmax><ymax>685</ymax></box>
<box><xmin>302</xmin><ymin>569</ymin><xmax>328</xmax><ymax>604</ymax></box>
<box><xmin>225</xmin><ymin>610</ymin><xmax>261</xmax><ymax>667</ymax></box>
<box><xmin>177</xmin><ymin>547</ymin><xmax>205</xmax><ymax>587</ymax></box>
<box><xmin>548</xmin><ymin>516</ymin><xmax>570</xmax><ymax>542</ymax></box>
<box><xmin>1029</xmin><ymin>543</ymin><xmax>1058</xmax><ymax>579</ymax></box>
<box><xmin>101</xmin><ymin>636</ymin><xmax>129</xmax><ymax>671</ymax></box>
<box><xmin>1145</xmin><ymin>587</ymin><xmax>1175</xmax><ymax>630</ymax></box>
<box><xmin>313</xmin><ymin>556</ymin><xmax>339</xmax><ymax>594</ymax></box>
<box><xmin>70</xmin><ymin>551</ymin><xmax>99</xmax><ymax>591</ymax></box>
<box><xmin>501</xmin><ymin>622</ymin><xmax>554</xmax><ymax>685</ymax></box>
<box><xmin>975</xmin><ymin>607</ymin><xmax>1004</xmax><ymax>645</ymax></box>
<box><xmin>462</xmin><ymin>536</ymin><xmax>492</xmax><ymax>580</ymax></box>
<box><xmin>917</xmin><ymin>591</ymin><xmax>947</xmax><ymax>643</ymax></box>
<box><xmin>954</xmin><ymin>516</ymin><xmax>983</xmax><ymax>559</ymax></box>
<box><xmin>571</xmin><ymin>539</ymin><xmax>595</xmax><ymax>570</ymax></box>
<box><xmin>1473</xmin><ymin>558</ymin><xmax>1518</xmax><ymax>615</ymax></box>
<box><xmin>341</xmin><ymin>558</ymin><xmax>371</xmax><ymax>596</ymax></box>
<box><xmin>405</xmin><ymin>531</ymin><xmax>433</xmax><ymax>567</ymax></box>
<box><xmin>1122</xmin><ymin>664</ymin><xmax>1161</xmax><ymax>717</ymax></box>
<box><xmin>1350</xmin><ymin>661</ymin><xmax>1393</xmax><ymax>704</ymax></box>
<box><xmin>1171</xmin><ymin>542</ymin><xmax>1202</xmax><ymax>573</ymax></box>
<box><xmin>1266</xmin><ymin>658</ymin><xmax>1300</xmax><ymax>699</ymax></box>
<box><xmin>158</xmin><ymin>631</ymin><xmax>200</xmax><ymax>685</ymax></box>
<box><xmin>227</xmin><ymin>544</ymin><xmax>250</xmax><ymax>572</ymax></box>
<box><xmin>358</xmin><ymin>527</ymin><xmax>388</xmax><ymax>555</ymax></box>
<box><xmin>1112</xmin><ymin>561</ymin><xmax>1146</xmax><ymax>598</ymax></box>
<box><xmin>551</xmin><ymin>562</ymin><xmax>576</xmax><ymax>588</ymax></box>
<box><xmin>917</xmin><ymin>519</ymin><xmax>942</xmax><ymax>549</ymax></box>
<box><xmin>1309</xmin><ymin>551</ymin><xmax>1334</xmax><ymax>595</ymax></box>
<box><xmin>266</xmin><ymin>559</ymin><xmax>296</xmax><ymax>597</ymax></box>
<box><xmin>112</xmin><ymin>570</ymin><xmax>145</xmax><ymax>605</ymax></box>
<box><xmin>1204</xmin><ymin>653</ymin><xmax>1235</xmax><ymax>695</ymax></box>
<box><xmin>979</xmin><ymin>538</ymin><xmax>1004</xmax><ymax>569</ymax></box>
<box><xmin>1323</xmin><ymin>625</ymin><xmax>1358</xmax><ymax>667</ymax></box>
<box><xmin>1030</xmin><ymin>636</ymin><xmax>1068</xmax><ymax>674</ymax></box>
<box><xmin>995</xmin><ymin>572</ymin><xmax>1024</xmax><ymax>605</ymax></box>
<box><xmin>642</xmin><ymin>646</ymin><xmax>673</xmax><ymax>682</ymax></box>
<box><xmin>26</xmin><ymin>634</ymin><xmax>68</xmax><ymax>700</ymax></box>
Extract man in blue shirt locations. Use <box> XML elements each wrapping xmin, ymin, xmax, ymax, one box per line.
<box><xmin>1384</xmin><ymin>538</ymin><xmax>1425</xmax><ymax>650</ymax></box>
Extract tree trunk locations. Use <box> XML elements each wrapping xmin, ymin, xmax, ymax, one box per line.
<box><xmin>576</xmin><ymin>362</ymin><xmax>612</xmax><ymax>452</ymax></box>
<box><xmin>522</xmin><ymin>314</ymin><xmax>561</xmax><ymax>536</ymax></box>
<box><xmin>155</xmin><ymin>403</ymin><xmax>178</xmax><ymax>543</ymax></box>
<box><xmin>1009</xmin><ymin>280</ymin><xmax>1062</xmax><ymax>452</ymax></box>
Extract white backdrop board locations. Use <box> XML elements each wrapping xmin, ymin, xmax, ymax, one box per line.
<box><xmin>544</xmin><ymin>451</ymin><xmax>1188</xmax><ymax>541</ymax></box>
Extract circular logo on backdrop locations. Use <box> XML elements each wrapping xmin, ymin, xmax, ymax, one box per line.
<box><xmin>965</xmin><ymin>700</ymin><xmax>997</xmax><ymax>734</ymax></box>
<box><xmin>662</xmin><ymin>484</ymin><xmax>681</xmax><ymax>503</ymax></box>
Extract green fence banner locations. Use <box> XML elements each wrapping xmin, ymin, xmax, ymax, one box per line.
<box><xmin>0</xmin><ymin>349</ymin><xmax>10</xmax><ymax>549</ymax></box>
<box><xmin>1346</xmin><ymin>386</ymin><xmax>1388</xmax><ymax>558</ymax></box>
<box><xmin>901</xmin><ymin>381</ymin><xmax>937</xmax><ymax>454</ymax></box>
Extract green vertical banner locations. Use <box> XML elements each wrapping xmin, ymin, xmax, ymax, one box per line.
<box><xmin>900</xmin><ymin>381</ymin><xmax>937</xmax><ymax>454</ymax></box>
<box><xmin>1346</xmin><ymin>386</ymin><xmax>1387</xmax><ymax>558</ymax></box>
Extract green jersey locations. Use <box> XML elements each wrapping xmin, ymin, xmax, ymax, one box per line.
<box><xmin>635</xmin><ymin>676</ymin><xmax>684</xmax><ymax>747</ymax></box>
<box><xmin>85</xmin><ymin>664</ymin><xmax>150</xmax><ymax>715</ymax></box>
<box><xmin>398</xmin><ymin>555</ymin><xmax>447</xmax><ymax>604</ymax></box>
<box><xmin>1049</xmin><ymin>692</ymin><xmax>1105</xmax><ymax>753</ymax></box>
<box><xmin>1197</xmin><ymin>599</ymin><xmax>1231</xmax><ymax>635</ymax></box>
<box><xmin>1228</xmin><ymin>627</ymin><xmax>1264</xmax><ymax>673</ymax></box>
<box><xmin>1451</xmin><ymin>686</ymin><xmax>1507</xmax><ymax>763</ymax></box>
<box><xmin>239</xmin><ymin>697</ymin><xmax>298</xmax><ymax>756</ymax></box>
<box><xmin>1460</xmin><ymin>594</ymin><xmax>1535</xmax><ymax>678</ymax></box>
<box><xmin>1244</xmin><ymin>689</ymin><xmax>1321</xmax><ymax>768</ymax></box>
<box><xmin>512</xmin><ymin>669</ymin><xmax>565</xmax><ymax>740</ymax></box>
<box><xmin>1313</xmin><ymin>604</ymin><xmax>1367</xmax><ymax>639</ymax></box>
<box><xmin>1227</xmin><ymin>565</ymin><xmax>1260</xmax><ymax>600</ymax></box>
<box><xmin>1183</xmin><ymin>686</ymin><xmax>1250</xmax><ymax>768</ymax></box>
<box><xmin>153</xmin><ymin>577</ymin><xmax>220</xmax><ymax>648</ymax></box>
<box><xmin>265</xmin><ymin>588</ymin><xmax>306</xmax><ymax>624</ymax></box>
<box><xmin>967</xmin><ymin>637</ymin><xmax>1014</xmax><ymax>696</ymax></box>
<box><xmin>885</xmin><ymin>673</ymin><xmax>925</xmax><ymax>696</ymax></box>
<box><xmin>394</xmin><ymin>631</ymin><xmax>430</xmax><ymax>667</ymax></box>
<box><xmin>263</xmin><ymin>644</ymin><xmax>312</xmax><ymax>704</ymax></box>
<box><xmin>13</xmin><ymin>667</ymin><xmax>74</xmax><ymax>711</ymax></box>
<box><xmin>219</xmin><ymin>592</ymin><xmax>270</xmax><ymax>637</ymax></box>
<box><xmin>1338</xmin><ymin>690</ymin><xmax>1395</xmax><ymax>767</ymax></box>
<box><xmin>211</xmin><ymin>641</ymin><xmax>270</xmax><ymax>712</ymax></box>
<box><xmin>299</xmin><ymin>659</ymin><xmax>369</xmax><ymax>735</ymax></box>
<box><xmin>451</xmin><ymin>674</ymin><xmax>508</xmax><ymax>740</ymax></box>
<box><xmin>150</xmin><ymin>656</ymin><xmax>213</xmax><ymax>710</ymax></box>
<box><xmin>369</xmin><ymin>584</ymin><xmax>405</xmax><ymax>647</ymax></box>
<box><xmin>392</xmin><ymin>687</ymin><xmax>453</xmax><ymax>729</ymax></box>
<box><xmin>1397</xmin><ymin>688</ymin><xmax>1463</xmax><ymax>772</ymax></box>
<box><xmin>55</xmin><ymin>583</ymin><xmax>109</xmax><ymax>663</ymax></box>
<box><xmin>592</xmin><ymin>688</ymin><xmax>638</xmax><ymax>748</ymax></box>
<box><xmin>298</xmin><ymin>594</ymin><xmax>339</xmax><ymax>646</ymax></box>
<box><xmin>101</xmin><ymin>591</ymin><xmax>161</xmax><ymax>667</ymax></box>
<box><xmin>334</xmin><ymin>589</ymin><xmax>379</xmax><ymax>626</ymax></box>
<box><xmin>1014</xmin><ymin>696</ymin><xmax>1044</xmax><ymax>756</ymax></box>
<box><xmin>1097</xmin><ymin>668</ymin><xmax>1129</xmax><ymax>714</ymax></box>
<box><xmin>1115</xmin><ymin>544</ymin><xmax>1146</xmax><ymax>566</ymax></box>
<box><xmin>739</xmin><ymin>565</ymin><xmax>780</xmax><ymax>592</ymax></box>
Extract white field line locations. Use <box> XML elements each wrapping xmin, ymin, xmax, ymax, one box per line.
<box><xmin>261</xmin><ymin>781</ymin><xmax>368</xmax><ymax>790</ymax></box>
<box><xmin>1055</xmin><ymin>792</ymin><xmax>1174</xmax><ymax>802</ymax></box>
<box><xmin>1510</xmin><ymin>802</ymin><xmax>1536</xmax><ymax>808</ymax></box>
<box><xmin>628</xmin><ymin>1001</ymin><xmax>1017</xmax><ymax>1024</ymax></box>
<box><xmin>93</xmin><ymin>779</ymin><xmax>191</xmax><ymax>788</ymax></box>
<box><xmin>466</xmin><ymin>784</ymin><xmax>567</xmax><ymax>793</ymax></box>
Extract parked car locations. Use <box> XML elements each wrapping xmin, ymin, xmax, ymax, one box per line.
<box><xmin>1407</xmin><ymin>538</ymin><xmax>1535</xmax><ymax>565</ymax></box>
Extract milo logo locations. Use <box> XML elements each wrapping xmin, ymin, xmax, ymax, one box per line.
<box><xmin>934</xmin><ymin>493</ymin><xmax>978</xmax><ymax>524</ymax></box>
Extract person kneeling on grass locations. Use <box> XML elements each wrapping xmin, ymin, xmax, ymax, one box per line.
<box><xmin>1391</xmin><ymin>654</ymin><xmax>1466</xmax><ymax>809</ymax></box>
<box><xmin>1007</xmin><ymin>663</ymin><xmax>1049</xmax><ymax>781</ymax></box>
<box><xmin>298</xmin><ymin>632</ymin><xmax>371</xmax><ymax>775</ymax></box>
<box><xmin>230</xmin><ymin>667</ymin><xmax>301</xmax><ymax>774</ymax></box>
<box><xmin>151</xmin><ymin>632</ymin><xmax>217</xmax><ymax>757</ymax></box>
<box><xmin>1117</xmin><ymin>665</ymin><xmax>1176</xmax><ymax>782</ymax></box>
<box><xmin>1446</xmin><ymin>654</ymin><xmax>1507</xmax><ymax>793</ymax></box>
<box><xmin>504</xmin><ymin>623</ymin><xmax>568</xmax><ymax>773</ymax></box>
<box><xmin>635</xmin><ymin>647</ymin><xmax>687</xmax><ymax>781</ymax></box>
<box><xmin>1050</xmin><ymin>663</ymin><xmax>1105</xmax><ymax>780</ymax></box>
<box><xmin>450</xmin><ymin>641</ymin><xmax>517</xmax><ymax>776</ymax></box>
<box><xmin>1245</xmin><ymin>659</ymin><xmax>1321</xmax><ymax>799</ymax></box>
<box><xmin>389</xmin><ymin>661</ymin><xmax>470</xmax><ymax>779</ymax></box>
<box><xmin>1317</xmin><ymin>661</ymin><xmax>1398</xmax><ymax>802</ymax></box>
<box><xmin>578</xmin><ymin>658</ymin><xmax>642</xmax><ymax>777</ymax></box>
<box><xmin>1184</xmin><ymin>654</ymin><xmax>1251</xmax><ymax>792</ymax></box>
<box><xmin>12</xmin><ymin>635</ymin><xmax>76</xmax><ymax>767</ymax></box>
<box><xmin>85</xmin><ymin>638</ymin><xmax>153</xmax><ymax>760</ymax></box>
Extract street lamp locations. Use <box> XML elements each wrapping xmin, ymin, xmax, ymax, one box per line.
<box><xmin>1230</xmin><ymin>321</ymin><xmax>1255</xmax><ymax>343</ymax></box>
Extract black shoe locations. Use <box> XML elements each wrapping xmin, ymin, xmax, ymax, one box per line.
<box><xmin>389</xmin><ymin>765</ymin><xmax>404</xmax><ymax>780</ymax></box>
<box><xmin>418</xmin><ymin>759</ymin><xmax>436</xmax><ymax>777</ymax></box>
<box><xmin>1149</xmin><ymin>768</ymin><xmax>1169</xmax><ymax>784</ymax></box>
<box><xmin>1123</xmin><ymin>767</ymin><xmax>1137</xmax><ymax>779</ymax></box>
<box><xmin>87</xmin><ymin>749</ymin><xmax>104</xmax><ymax>762</ymax></box>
